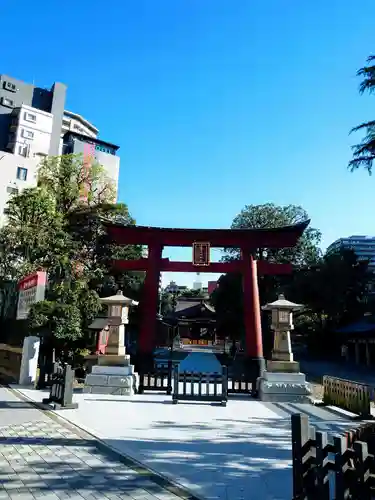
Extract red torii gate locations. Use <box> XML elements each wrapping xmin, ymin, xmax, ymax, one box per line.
<box><xmin>105</xmin><ymin>220</ymin><xmax>309</xmax><ymax>380</ymax></box>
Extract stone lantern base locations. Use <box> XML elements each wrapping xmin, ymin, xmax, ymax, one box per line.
<box><xmin>84</xmin><ymin>355</ymin><xmax>139</xmax><ymax>396</ymax></box>
<box><xmin>257</xmin><ymin>360</ymin><xmax>311</xmax><ymax>403</ymax></box>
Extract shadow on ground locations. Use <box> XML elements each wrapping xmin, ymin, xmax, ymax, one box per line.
<box><xmin>0</xmin><ymin>433</ymin><xmax>192</xmax><ymax>499</ymax></box>
<box><xmin>0</xmin><ymin>387</ymin><xmax>362</xmax><ymax>500</ymax></box>
<box><xmin>0</xmin><ymin>400</ymin><xmax>47</xmax><ymax>410</ymax></box>
<box><xmin>101</xmin><ymin>413</ymin><xmax>356</xmax><ymax>499</ymax></box>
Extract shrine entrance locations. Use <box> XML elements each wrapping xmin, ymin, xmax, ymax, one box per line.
<box><xmin>105</xmin><ymin>220</ymin><xmax>309</xmax><ymax>385</ymax></box>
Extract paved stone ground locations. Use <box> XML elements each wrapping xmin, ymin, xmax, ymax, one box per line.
<box><xmin>0</xmin><ymin>387</ymin><xmax>191</xmax><ymax>500</ymax></box>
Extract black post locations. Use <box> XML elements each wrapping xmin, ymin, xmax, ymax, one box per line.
<box><xmin>222</xmin><ymin>365</ymin><xmax>228</xmax><ymax>406</ymax></box>
<box><xmin>172</xmin><ymin>364</ymin><xmax>179</xmax><ymax>404</ymax></box>
<box><xmin>167</xmin><ymin>359</ymin><xmax>172</xmax><ymax>395</ymax></box>
<box><xmin>138</xmin><ymin>364</ymin><xmax>145</xmax><ymax>394</ymax></box>
<box><xmin>42</xmin><ymin>363</ymin><xmax>78</xmax><ymax>410</ymax></box>
<box><xmin>291</xmin><ymin>413</ymin><xmax>310</xmax><ymax>500</ymax></box>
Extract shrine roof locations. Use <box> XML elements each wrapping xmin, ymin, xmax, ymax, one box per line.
<box><xmin>167</xmin><ymin>300</ymin><xmax>216</xmax><ymax>320</ymax></box>
<box><xmin>336</xmin><ymin>317</ymin><xmax>375</xmax><ymax>336</ymax></box>
<box><xmin>175</xmin><ymin>300</ymin><xmax>214</xmax><ymax>313</ymax></box>
<box><xmin>104</xmin><ymin>219</ymin><xmax>310</xmax><ymax>248</ymax></box>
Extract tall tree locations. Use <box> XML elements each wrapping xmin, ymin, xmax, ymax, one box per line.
<box><xmin>212</xmin><ymin>203</ymin><xmax>321</xmax><ymax>348</ymax></box>
<box><xmin>1</xmin><ymin>154</ymin><xmax>142</xmax><ymax>357</ymax></box>
<box><xmin>223</xmin><ymin>203</ymin><xmax>321</xmax><ymax>266</ymax></box>
<box><xmin>288</xmin><ymin>249</ymin><xmax>371</xmax><ymax>355</ymax></box>
<box><xmin>349</xmin><ymin>55</ymin><xmax>375</xmax><ymax>173</ymax></box>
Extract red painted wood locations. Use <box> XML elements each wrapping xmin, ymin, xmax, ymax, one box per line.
<box><xmin>243</xmin><ymin>254</ymin><xmax>263</xmax><ymax>358</ymax></box>
<box><xmin>138</xmin><ymin>244</ymin><xmax>163</xmax><ymax>353</ymax></box>
<box><xmin>106</xmin><ymin>221</ymin><xmax>308</xmax><ymax>357</ymax></box>
<box><xmin>106</xmin><ymin>220</ymin><xmax>309</xmax><ymax>249</ymax></box>
<box><xmin>113</xmin><ymin>259</ymin><xmax>292</xmax><ymax>275</ymax></box>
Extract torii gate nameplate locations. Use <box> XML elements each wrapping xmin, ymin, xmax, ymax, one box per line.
<box><xmin>192</xmin><ymin>242</ymin><xmax>210</xmax><ymax>266</ymax></box>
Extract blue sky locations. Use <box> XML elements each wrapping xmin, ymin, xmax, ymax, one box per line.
<box><xmin>2</xmin><ymin>1</ymin><xmax>375</xmax><ymax>287</ymax></box>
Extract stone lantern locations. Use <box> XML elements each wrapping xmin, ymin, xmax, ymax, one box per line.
<box><xmin>257</xmin><ymin>294</ymin><xmax>311</xmax><ymax>403</ymax></box>
<box><xmin>263</xmin><ymin>294</ymin><xmax>303</xmax><ymax>371</ymax></box>
<box><xmin>84</xmin><ymin>291</ymin><xmax>139</xmax><ymax>396</ymax></box>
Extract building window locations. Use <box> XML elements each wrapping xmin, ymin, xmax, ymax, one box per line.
<box><xmin>18</xmin><ymin>145</ymin><xmax>28</xmax><ymax>157</ymax></box>
<box><xmin>22</xmin><ymin>129</ymin><xmax>34</xmax><ymax>139</ymax></box>
<box><xmin>0</xmin><ymin>97</ymin><xmax>15</xmax><ymax>108</ymax></box>
<box><xmin>6</xmin><ymin>187</ymin><xmax>18</xmax><ymax>194</ymax></box>
<box><xmin>3</xmin><ymin>81</ymin><xmax>16</xmax><ymax>92</ymax></box>
<box><xmin>16</xmin><ymin>167</ymin><xmax>28</xmax><ymax>181</ymax></box>
<box><xmin>24</xmin><ymin>112</ymin><xmax>36</xmax><ymax>123</ymax></box>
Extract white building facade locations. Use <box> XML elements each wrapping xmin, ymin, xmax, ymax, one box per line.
<box><xmin>61</xmin><ymin>110</ymin><xmax>98</xmax><ymax>140</ymax></box>
<box><xmin>0</xmin><ymin>74</ymin><xmax>120</xmax><ymax>223</ymax></box>
<box><xmin>326</xmin><ymin>235</ymin><xmax>375</xmax><ymax>273</ymax></box>
<box><xmin>8</xmin><ymin>104</ymin><xmax>54</xmax><ymax>159</ymax></box>
<box><xmin>0</xmin><ymin>152</ymin><xmax>40</xmax><ymax>225</ymax></box>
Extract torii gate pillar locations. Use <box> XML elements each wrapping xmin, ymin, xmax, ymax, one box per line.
<box><xmin>138</xmin><ymin>244</ymin><xmax>162</xmax><ymax>361</ymax></box>
<box><xmin>242</xmin><ymin>251</ymin><xmax>265</xmax><ymax>380</ymax></box>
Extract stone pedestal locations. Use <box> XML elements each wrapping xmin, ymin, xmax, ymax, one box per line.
<box><xmin>266</xmin><ymin>360</ymin><xmax>300</xmax><ymax>373</ymax></box>
<box><xmin>84</xmin><ymin>363</ymin><xmax>139</xmax><ymax>396</ymax></box>
<box><xmin>258</xmin><ymin>370</ymin><xmax>311</xmax><ymax>403</ymax></box>
<box><xmin>271</xmin><ymin>329</ymin><xmax>294</xmax><ymax>362</ymax></box>
<box><xmin>257</xmin><ymin>330</ymin><xmax>311</xmax><ymax>402</ymax></box>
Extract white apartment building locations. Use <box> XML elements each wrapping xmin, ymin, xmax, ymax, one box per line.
<box><xmin>8</xmin><ymin>104</ymin><xmax>54</xmax><ymax>159</ymax></box>
<box><xmin>61</xmin><ymin>110</ymin><xmax>98</xmax><ymax>140</ymax></box>
<box><xmin>326</xmin><ymin>235</ymin><xmax>375</xmax><ymax>273</ymax></box>
<box><xmin>0</xmin><ymin>74</ymin><xmax>120</xmax><ymax>224</ymax></box>
<box><xmin>0</xmin><ymin>152</ymin><xmax>40</xmax><ymax>225</ymax></box>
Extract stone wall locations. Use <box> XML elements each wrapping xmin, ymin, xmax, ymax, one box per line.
<box><xmin>0</xmin><ymin>343</ymin><xmax>23</xmax><ymax>383</ymax></box>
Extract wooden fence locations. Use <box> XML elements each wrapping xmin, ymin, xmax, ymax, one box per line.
<box><xmin>42</xmin><ymin>363</ymin><xmax>78</xmax><ymax>410</ymax></box>
<box><xmin>172</xmin><ymin>365</ymin><xmax>228</xmax><ymax>406</ymax></box>
<box><xmin>0</xmin><ymin>343</ymin><xmax>23</xmax><ymax>383</ymax></box>
<box><xmin>228</xmin><ymin>373</ymin><xmax>253</xmax><ymax>395</ymax></box>
<box><xmin>323</xmin><ymin>375</ymin><xmax>372</xmax><ymax>419</ymax></box>
<box><xmin>291</xmin><ymin>413</ymin><xmax>375</xmax><ymax>499</ymax></box>
<box><xmin>138</xmin><ymin>360</ymin><xmax>173</xmax><ymax>395</ymax></box>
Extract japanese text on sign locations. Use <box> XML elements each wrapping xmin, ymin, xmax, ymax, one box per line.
<box><xmin>192</xmin><ymin>242</ymin><xmax>210</xmax><ymax>266</ymax></box>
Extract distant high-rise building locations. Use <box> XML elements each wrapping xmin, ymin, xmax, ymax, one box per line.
<box><xmin>193</xmin><ymin>272</ymin><xmax>203</xmax><ymax>290</ymax></box>
<box><xmin>0</xmin><ymin>74</ymin><xmax>120</xmax><ymax>224</ymax></box>
<box><xmin>326</xmin><ymin>235</ymin><xmax>375</xmax><ymax>272</ymax></box>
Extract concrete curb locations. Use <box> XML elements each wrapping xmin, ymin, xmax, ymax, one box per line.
<box><xmin>5</xmin><ymin>384</ymin><xmax>204</xmax><ymax>500</ymax></box>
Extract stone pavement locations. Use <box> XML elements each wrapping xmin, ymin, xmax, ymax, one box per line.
<box><xmin>14</xmin><ymin>385</ymin><xmax>360</xmax><ymax>500</ymax></box>
<box><xmin>0</xmin><ymin>386</ymin><xmax>194</xmax><ymax>500</ymax></box>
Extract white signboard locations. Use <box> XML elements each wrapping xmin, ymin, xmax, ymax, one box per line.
<box><xmin>16</xmin><ymin>271</ymin><xmax>47</xmax><ymax>320</ymax></box>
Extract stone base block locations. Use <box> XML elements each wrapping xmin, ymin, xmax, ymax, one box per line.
<box><xmin>91</xmin><ymin>365</ymin><xmax>134</xmax><ymax>376</ymax></box>
<box><xmin>97</xmin><ymin>355</ymin><xmax>131</xmax><ymax>367</ymax></box>
<box><xmin>266</xmin><ymin>360</ymin><xmax>300</xmax><ymax>373</ymax></box>
<box><xmin>257</xmin><ymin>371</ymin><xmax>311</xmax><ymax>403</ymax></box>
<box><xmin>262</xmin><ymin>371</ymin><xmax>306</xmax><ymax>383</ymax></box>
<box><xmin>84</xmin><ymin>366</ymin><xmax>138</xmax><ymax>396</ymax></box>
